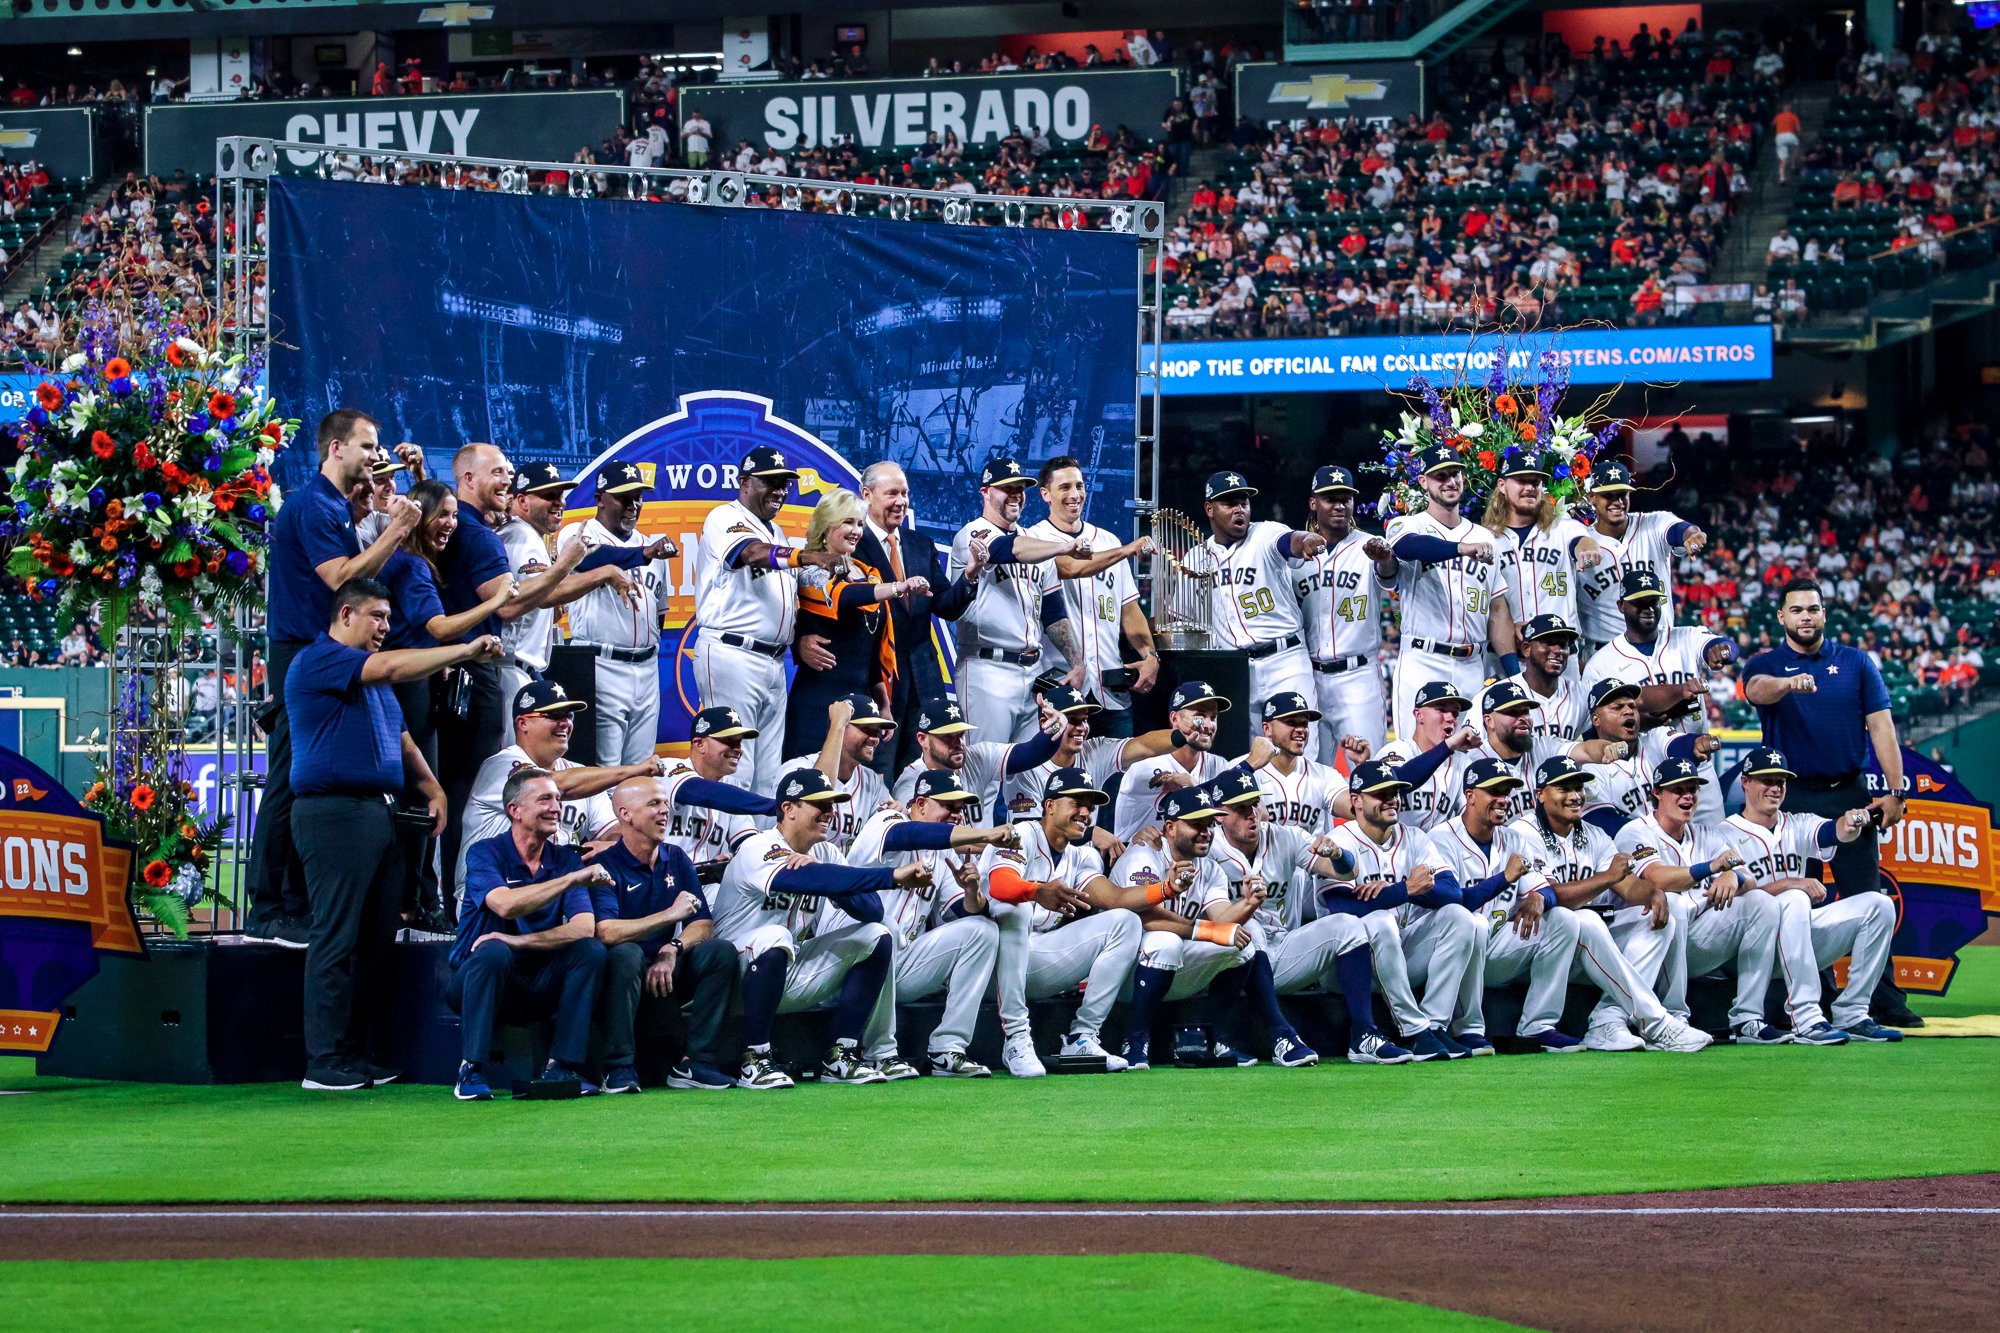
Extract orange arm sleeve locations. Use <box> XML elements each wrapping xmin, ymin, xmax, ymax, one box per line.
<box><xmin>987</xmin><ymin>864</ymin><xmax>1038</xmax><ymax>904</ymax></box>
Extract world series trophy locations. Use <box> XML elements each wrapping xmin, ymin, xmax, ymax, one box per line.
<box><xmin>1148</xmin><ymin>508</ymin><xmax>1218</xmax><ymax>651</ymax></box>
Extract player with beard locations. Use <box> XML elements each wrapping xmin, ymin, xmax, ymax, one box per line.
<box><xmin>1377</xmin><ymin>681</ymin><xmax>1487</xmax><ymax>831</ymax></box>
<box><xmin>1574</xmin><ymin>461</ymin><xmax>1705</xmax><ymax>655</ymax></box>
<box><xmin>1229</xmin><ymin>691</ymin><xmax>1370</xmax><ymax>838</ymax></box>
<box><xmin>1483</xmin><ymin>454</ymin><xmax>1603</xmax><ymax>632</ymax></box>
<box><xmin>1580</xmin><ymin>679</ymin><xmax>1720</xmax><ymax>834</ymax></box>
<box><xmin>1112</xmin><ymin>681</ymin><xmax>1235</xmax><ymax>843</ymax></box>
<box><xmin>998</xmin><ymin>685</ymin><xmax>1175</xmax><ymax>856</ymax></box>
<box><xmin>1489</xmin><ymin>614</ymin><xmax>1587</xmax><ymax>746</ymax></box>
<box><xmin>1295</xmin><ymin>464</ymin><xmax>1398</xmax><ymax>754</ymax></box>
<box><xmin>1198</xmin><ymin>472</ymin><xmax>1325</xmax><ymax>723</ymax></box>
<box><xmin>783</xmin><ymin>694</ymin><xmax>899</xmax><ymax>855</ymax></box>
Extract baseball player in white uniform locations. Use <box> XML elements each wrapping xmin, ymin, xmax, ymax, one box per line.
<box><xmin>1199</xmin><ymin>470</ymin><xmax>1323</xmax><ymax>720</ymax></box>
<box><xmin>1718</xmin><ymin>747</ymin><xmax>1903</xmax><ymax>1043</ymax></box>
<box><xmin>1489</xmin><ymin>614</ymin><xmax>1588</xmax><ymax>747</ymax></box>
<box><xmin>837</xmin><ymin>769</ymin><xmax>1021</xmax><ymax>1076</ymax></box>
<box><xmin>1577</xmin><ymin>679</ymin><xmax>1677</xmax><ymax>830</ymax></box>
<box><xmin>693</xmin><ymin>447</ymin><xmax>845</xmax><ymax>800</ymax></box>
<box><xmin>998</xmin><ymin>686</ymin><xmax>1175</xmax><ymax>857</ymax></box>
<box><xmin>1508</xmin><ymin>756</ymin><xmax>1712</xmax><ymax>1052</ymax></box>
<box><xmin>948</xmin><ymin>457</ymin><xmax>1084</xmax><ymax>746</ymax></box>
<box><xmin>1026</xmin><ymin>455</ymin><xmax>1159</xmax><ymax>733</ymax></box>
<box><xmin>1386</xmin><ymin>445</ymin><xmax>1518</xmax><ymax>741</ymax></box>
<box><xmin>711</xmin><ymin>766</ymin><xmax>928</xmax><ymax>1089</ymax></box>
<box><xmin>1231</xmin><ymin>690</ymin><xmax>1361</xmax><ymax>837</ymax></box>
<box><xmin>493</xmin><ymin>462</ymin><xmax>614</xmax><ymax>744</ymax></box>
<box><xmin>1462</xmin><ymin>679</ymin><xmax>1630</xmax><ymax>826</ymax></box>
<box><xmin>1296</xmin><ymin>464</ymin><xmax>1397</xmax><ymax>755</ymax></box>
<box><xmin>1112</xmin><ymin>680</ymin><xmax>1234</xmax><ymax>843</ymax></box>
<box><xmin>783</xmin><ymin>693</ymin><xmax>897</xmax><ymax>854</ymax></box>
<box><xmin>1577</xmin><ymin>460</ymin><xmax>1706</xmax><ymax>653</ymax></box>
<box><xmin>894</xmin><ymin>693</ymin><xmax>1065</xmax><ymax>826</ymax></box>
<box><xmin>1377</xmin><ymin>681</ymin><xmax>1486</xmax><ymax>832</ymax></box>
<box><xmin>1322</xmin><ymin>759</ymin><xmax>1483</xmax><ymax>1059</ymax></box>
<box><xmin>557</xmin><ymin>460</ymin><xmax>678</xmax><ymax>765</ymax></box>
<box><xmin>1486</xmin><ymin>453</ymin><xmax>1603</xmax><ymax>632</ymax></box>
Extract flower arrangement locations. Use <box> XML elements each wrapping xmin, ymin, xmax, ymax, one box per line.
<box><xmin>1</xmin><ymin>296</ymin><xmax>295</xmax><ymax>641</ymax></box>
<box><xmin>1370</xmin><ymin>346</ymin><xmax>1625</xmax><ymax>521</ymax></box>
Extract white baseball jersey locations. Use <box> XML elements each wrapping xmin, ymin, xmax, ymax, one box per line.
<box><xmin>1616</xmin><ymin>809</ymin><xmax>1731</xmax><ymax>914</ymax></box>
<box><xmin>950</xmin><ymin>517</ymin><xmax>1058</xmax><ymax>655</ymax></box>
<box><xmin>1495</xmin><ymin>515</ymin><xmax>1592</xmax><ymax>627</ymax></box>
<box><xmin>1025</xmin><ymin>517</ymin><xmax>1140</xmax><ymax>707</ymax></box>
<box><xmin>660</xmin><ymin>760</ymin><xmax>758</xmax><ymax>868</ymax></box>
<box><xmin>1468</xmin><ymin>733</ymin><xmax>1576</xmax><ymax>825</ymax></box>
<box><xmin>894</xmin><ymin>739</ymin><xmax>1015</xmax><ymax>826</ymax></box>
<box><xmin>1719</xmin><ymin>811</ymin><xmax>1836</xmax><ymax>890</ymax></box>
<box><xmin>1379</xmin><ymin>737</ymin><xmax>1470</xmax><ymax>832</ymax></box>
<box><xmin>1581</xmin><ymin>729</ymin><xmax>1673</xmax><ymax>828</ymax></box>
<box><xmin>1112</xmin><ymin>842</ymin><xmax>1231</xmax><ymax>921</ymax></box>
<box><xmin>497</xmin><ymin>517</ymin><xmax>557</xmax><ymax>671</ymax></box>
<box><xmin>695</xmin><ymin>499</ymin><xmax>798</xmax><ymax>643</ymax></box>
<box><xmin>1506</xmin><ymin>811</ymin><xmax>1623</xmax><ymax>909</ymax></box>
<box><xmin>1582</xmin><ymin>628</ymin><xmax>1727</xmax><ymax>737</ymax></box>
<box><xmin>1484</xmin><ymin>672</ymin><xmax>1588</xmax><ymax>747</ymax></box>
<box><xmin>558</xmin><ymin>517</ymin><xmax>668</xmax><ymax>649</ymax></box>
<box><xmin>1205</xmin><ymin>520</ymin><xmax>1307</xmax><ymax>647</ymax></box>
<box><xmin>847</xmin><ymin>808</ymin><xmax>956</xmax><ymax>946</ymax></box>
<box><xmin>1001</xmin><ymin>735</ymin><xmax>1134</xmax><ymax>822</ymax></box>
<box><xmin>1296</xmin><ymin>529</ymin><xmax>1390</xmax><ymax>661</ymax></box>
<box><xmin>1232</xmin><ymin>754</ymin><xmax>1348</xmax><ymax>837</ymax></box>
<box><xmin>1206</xmin><ymin>822</ymin><xmax>1323</xmax><ymax>939</ymax></box>
<box><xmin>1578</xmin><ymin>510</ymin><xmax>1686</xmax><ymax>643</ymax></box>
<box><xmin>712</xmin><ymin>828</ymin><xmax>848</xmax><ymax>942</ymax></box>
<box><xmin>457</xmin><ymin>745</ymin><xmax>616</xmax><ymax>885</ymax></box>
<box><xmin>1386</xmin><ymin>511</ymin><xmax>1506</xmax><ymax>648</ymax></box>
<box><xmin>1322</xmin><ymin>820</ymin><xmax>1453</xmax><ymax>926</ymax></box>
<box><xmin>1112</xmin><ymin>751</ymin><xmax>1228</xmax><ymax>842</ymax></box>
<box><xmin>1431</xmin><ymin>816</ymin><xmax>1554</xmax><ymax>934</ymax></box>
<box><xmin>975</xmin><ymin>817</ymin><xmax>1101</xmax><ymax>931</ymax></box>
<box><xmin>784</xmin><ymin>755</ymin><xmax>888</xmax><ymax>853</ymax></box>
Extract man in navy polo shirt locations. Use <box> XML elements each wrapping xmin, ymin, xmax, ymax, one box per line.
<box><xmin>590</xmin><ymin>776</ymin><xmax>740</xmax><ymax>1094</ymax></box>
<box><xmin>290</xmin><ymin>577</ymin><xmax>504</xmax><ymax>1092</ymax></box>
<box><xmin>248</xmin><ymin>408</ymin><xmax>418</xmax><ymax>947</ymax></box>
<box><xmin>449</xmin><ymin>766</ymin><xmax>613</xmax><ymax>1100</ymax></box>
<box><xmin>1743</xmin><ymin>576</ymin><xmax>1919</xmax><ymax>1028</ymax></box>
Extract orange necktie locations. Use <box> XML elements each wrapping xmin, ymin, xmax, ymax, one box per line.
<box><xmin>886</xmin><ymin>530</ymin><xmax>907</xmax><ymax>582</ymax></box>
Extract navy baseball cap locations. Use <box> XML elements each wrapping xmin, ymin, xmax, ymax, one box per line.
<box><xmin>911</xmin><ymin>769</ymin><xmax>978</xmax><ymax>803</ymax></box>
<box><xmin>916</xmin><ymin>697</ymin><xmax>975</xmax><ymax>734</ymax></box>
<box><xmin>691</xmin><ymin>705</ymin><xmax>758</xmax><ymax>740</ymax></box>
<box><xmin>1588</xmin><ymin>460</ymin><xmax>1636</xmax><ymax>493</ymax></box>
<box><xmin>777</xmin><ymin>767</ymin><xmax>850</xmax><ymax>805</ymax></box>
<box><xmin>741</xmin><ymin>446</ymin><xmax>799</xmax><ymax>479</ymax></box>
<box><xmin>1652</xmin><ymin>756</ymin><xmax>1707</xmax><ymax>790</ymax></box>
<box><xmin>1740</xmin><ymin>746</ymin><xmax>1797</xmax><ymax>780</ymax></box>
<box><xmin>1043</xmin><ymin>766</ymin><xmax>1108</xmax><ymax>806</ymax></box>
<box><xmin>513</xmin><ymin>679</ymin><xmax>587</xmax><ymax>717</ymax></box>
<box><xmin>1212</xmin><ymin>767</ymin><xmax>1263</xmax><ymax>806</ymax></box>
<box><xmin>1348</xmin><ymin>759</ymin><xmax>1412</xmax><ymax>796</ymax></box>
<box><xmin>1261</xmin><ymin>690</ymin><xmax>1322</xmax><ymax>723</ymax></box>
<box><xmin>1496</xmin><ymin>452</ymin><xmax>1549</xmax><ymax>480</ymax></box>
<box><xmin>1620</xmin><ymin>569</ymin><xmax>1667</xmax><ymax>602</ymax></box>
<box><xmin>1520</xmin><ymin>613</ymin><xmax>1578</xmax><ymax>643</ymax></box>
<box><xmin>1588</xmin><ymin>678</ymin><xmax>1641</xmax><ymax>711</ymax></box>
<box><xmin>512</xmin><ymin>461</ymin><xmax>576</xmax><ymax>495</ymax></box>
<box><xmin>1535</xmin><ymin>755</ymin><xmax>1591</xmax><ymax>788</ymax></box>
<box><xmin>598</xmin><ymin>460</ymin><xmax>650</xmax><ymax>495</ymax></box>
<box><xmin>1169</xmin><ymin>680</ymin><xmax>1231</xmax><ymax>712</ymax></box>
<box><xmin>1417</xmin><ymin>445</ymin><xmax>1463</xmax><ymax>475</ymax></box>
<box><xmin>840</xmin><ymin>693</ymin><xmax>897</xmax><ymax>730</ymax></box>
<box><xmin>1312</xmin><ymin>464</ymin><xmax>1359</xmax><ymax>495</ymax></box>
<box><xmin>1046</xmin><ymin>684</ymin><xmax>1101</xmax><ymax>715</ymax></box>
<box><xmin>1204</xmin><ymin>469</ymin><xmax>1257</xmax><ymax>501</ymax></box>
<box><xmin>1414</xmin><ymin>680</ymin><xmax>1472</xmax><ymax>710</ymax></box>
<box><xmin>980</xmin><ymin>457</ymin><xmax>1031</xmax><ymax>488</ymax></box>
<box><xmin>1481</xmin><ymin>680</ymin><xmax>1533</xmax><ymax>714</ymax></box>
<box><xmin>1464</xmin><ymin>757</ymin><xmax>1524</xmax><ymax>792</ymax></box>
<box><xmin>1158</xmin><ymin>784</ymin><xmax>1224</xmax><ymax>822</ymax></box>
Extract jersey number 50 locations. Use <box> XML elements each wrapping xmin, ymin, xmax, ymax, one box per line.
<box><xmin>1237</xmin><ymin>587</ymin><xmax>1278</xmax><ymax>617</ymax></box>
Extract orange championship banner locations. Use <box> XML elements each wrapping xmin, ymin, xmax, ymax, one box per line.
<box><xmin>1864</xmin><ymin>749</ymin><xmax>2000</xmax><ymax>995</ymax></box>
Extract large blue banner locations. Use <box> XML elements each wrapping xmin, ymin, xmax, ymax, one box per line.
<box><xmin>264</xmin><ymin>177</ymin><xmax>1139</xmax><ymax>549</ymax></box>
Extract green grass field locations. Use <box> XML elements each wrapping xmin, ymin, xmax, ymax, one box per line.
<box><xmin>0</xmin><ymin>1256</ymin><xmax>1514</xmax><ymax>1331</ymax></box>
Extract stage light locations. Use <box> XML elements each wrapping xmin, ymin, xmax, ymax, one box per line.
<box><xmin>66</xmin><ymin>46</ymin><xmax>82</xmax><ymax>57</ymax></box>
<box><xmin>440</xmin><ymin>289</ymin><xmax>624</xmax><ymax>343</ymax></box>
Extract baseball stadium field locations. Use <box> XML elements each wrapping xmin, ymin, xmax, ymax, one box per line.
<box><xmin>0</xmin><ymin>946</ymin><xmax>1994</xmax><ymax>1330</ymax></box>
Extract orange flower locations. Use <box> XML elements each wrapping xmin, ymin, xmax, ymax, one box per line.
<box><xmin>143</xmin><ymin>860</ymin><xmax>172</xmax><ymax>887</ymax></box>
<box><xmin>1519</xmin><ymin>423</ymin><xmax>1538</xmax><ymax>442</ymax></box>
<box><xmin>1477</xmin><ymin>450</ymin><xmax>1498</xmax><ymax>469</ymax></box>
<box><xmin>165</xmin><ymin>343</ymin><xmax>186</xmax><ymax>367</ymax></box>
<box><xmin>130</xmin><ymin>783</ymin><xmax>156</xmax><ymax>811</ymax></box>
<box><xmin>34</xmin><ymin>381</ymin><xmax>62</xmax><ymax>410</ymax></box>
<box><xmin>83</xmin><ymin>781</ymin><xmax>105</xmax><ymax>803</ymax></box>
<box><xmin>91</xmin><ymin>430</ymin><xmax>116</xmax><ymax>460</ymax></box>
<box><xmin>180</xmin><ymin>822</ymin><xmax>199</xmax><ymax>839</ymax></box>
<box><xmin>103</xmin><ymin>357</ymin><xmax>132</xmax><ymax>381</ymax></box>
<box><xmin>208</xmin><ymin>390</ymin><xmax>237</xmax><ymax>419</ymax></box>
<box><xmin>1493</xmin><ymin>394</ymin><xmax>1519</xmax><ymax>417</ymax></box>
<box><xmin>99</xmin><ymin>536</ymin><xmax>117</xmax><ymax>552</ymax></box>
<box><xmin>214</xmin><ymin>493</ymin><xmax>236</xmax><ymax>512</ymax></box>
<box><xmin>105</xmin><ymin>499</ymin><xmax>124</xmax><ymax>521</ymax></box>
<box><xmin>1574</xmin><ymin>453</ymin><xmax>1593</xmax><ymax>477</ymax></box>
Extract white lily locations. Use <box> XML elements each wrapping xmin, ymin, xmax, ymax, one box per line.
<box><xmin>173</xmin><ymin>337</ymin><xmax>209</xmax><ymax>365</ymax></box>
<box><xmin>59</xmin><ymin>353</ymin><xmax>87</xmax><ymax>374</ymax></box>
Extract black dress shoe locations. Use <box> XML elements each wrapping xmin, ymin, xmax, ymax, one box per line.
<box><xmin>1873</xmin><ymin>1005</ymin><xmax>1925</xmax><ymax>1028</ymax></box>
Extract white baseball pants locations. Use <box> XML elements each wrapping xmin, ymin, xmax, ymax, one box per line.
<box><xmin>1268</xmin><ymin>914</ymin><xmax>1369</xmax><ymax>993</ymax></box>
<box><xmin>869</xmin><ymin>915</ymin><xmax>1000</xmax><ymax>1060</ymax></box>
<box><xmin>1391</xmin><ymin>645</ymin><xmax>1487</xmax><ymax>743</ymax></box>
<box><xmin>1313</xmin><ymin>659</ymin><xmax>1387</xmax><ymax>760</ymax></box>
<box><xmin>693</xmin><ymin>637</ymin><xmax>787</xmax><ymax>799</ymax></box>
<box><xmin>1587</xmin><ymin>899</ymin><xmax>1684</xmax><ymax>1030</ymax></box>
<box><xmin>990</xmin><ymin>902</ymin><xmax>1143</xmax><ymax>1041</ymax></box>
<box><xmin>587</xmin><ymin>655</ymin><xmax>662</xmax><ymax>765</ymax></box>
<box><xmin>1667</xmin><ymin>889</ymin><xmax>1782</xmax><ymax>1030</ymax></box>
<box><xmin>1478</xmin><ymin>905</ymin><xmax>1583</xmax><ymax>1037</ymax></box>
<box><xmin>1133</xmin><ymin>926</ymin><xmax>1253</xmax><ymax>1001</ymax></box>
<box><xmin>734</xmin><ymin>920</ymin><xmax>897</xmax><ymax>1051</ymax></box>
<box><xmin>1769</xmin><ymin>888</ymin><xmax>1897</xmax><ymax>1030</ymax></box>
<box><xmin>956</xmin><ymin>656</ymin><xmax>1042</xmax><ymax>746</ymax></box>
<box><xmin>1400</xmin><ymin>903</ymin><xmax>1485</xmax><ymax>1032</ymax></box>
<box><xmin>1247</xmin><ymin>646</ymin><xmax>1317</xmax><ymax>730</ymax></box>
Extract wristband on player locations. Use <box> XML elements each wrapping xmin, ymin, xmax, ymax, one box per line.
<box><xmin>1689</xmin><ymin>859</ymin><xmax>1714</xmax><ymax>884</ymax></box>
<box><xmin>1193</xmin><ymin>919</ymin><xmax>1237</xmax><ymax>946</ymax></box>
<box><xmin>1143</xmin><ymin>882</ymin><xmax>1172</xmax><ymax>906</ymax></box>
<box><xmin>1499</xmin><ymin>652</ymin><xmax>1522</xmax><ymax>677</ymax></box>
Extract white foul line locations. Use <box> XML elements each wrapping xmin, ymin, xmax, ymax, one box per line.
<box><xmin>0</xmin><ymin>1205</ymin><xmax>1994</xmax><ymax>1221</ymax></box>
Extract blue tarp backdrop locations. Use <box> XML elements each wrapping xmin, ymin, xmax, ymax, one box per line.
<box><xmin>264</xmin><ymin>176</ymin><xmax>1140</xmax><ymax>545</ymax></box>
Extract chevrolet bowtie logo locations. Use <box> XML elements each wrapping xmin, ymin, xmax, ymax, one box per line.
<box><xmin>0</xmin><ymin>127</ymin><xmax>40</xmax><ymax>150</ymax></box>
<box><xmin>418</xmin><ymin>2</ymin><xmax>493</xmax><ymax>23</ymax></box>
<box><xmin>1268</xmin><ymin>73</ymin><xmax>1391</xmax><ymax>111</ymax></box>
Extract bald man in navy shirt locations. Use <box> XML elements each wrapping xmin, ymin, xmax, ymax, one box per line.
<box><xmin>1743</xmin><ymin>576</ymin><xmax>1919</xmax><ymax>1028</ymax></box>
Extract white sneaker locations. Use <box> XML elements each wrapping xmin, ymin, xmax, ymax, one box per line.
<box><xmin>1002</xmin><ymin>1032</ymin><xmax>1046</xmax><ymax>1078</ymax></box>
<box><xmin>1060</xmin><ymin>1031</ymin><xmax>1130</xmax><ymax>1072</ymax></box>
<box><xmin>1584</xmin><ymin>1021</ymin><xmax>1644</xmax><ymax>1052</ymax></box>
<box><xmin>1640</xmin><ymin>1016</ymin><xmax>1714</xmax><ymax>1053</ymax></box>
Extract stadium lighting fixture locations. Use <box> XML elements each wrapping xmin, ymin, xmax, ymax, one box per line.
<box><xmin>67</xmin><ymin>46</ymin><xmax>82</xmax><ymax>57</ymax></box>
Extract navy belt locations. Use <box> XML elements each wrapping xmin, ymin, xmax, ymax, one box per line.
<box><xmin>1411</xmin><ymin>638</ymin><xmax>1478</xmax><ymax>660</ymax></box>
<box><xmin>1243</xmin><ymin>633</ymin><xmax>1304</xmax><ymax>660</ymax></box>
<box><xmin>1313</xmin><ymin>654</ymin><xmax>1367</xmax><ymax>675</ymax></box>
<box><xmin>716</xmin><ymin>633</ymin><xmax>786</xmax><ymax>659</ymax></box>
<box><xmin>971</xmin><ymin>647</ymin><xmax>1041</xmax><ymax>666</ymax></box>
<box><xmin>581</xmin><ymin>642</ymin><xmax>657</xmax><ymax>664</ymax></box>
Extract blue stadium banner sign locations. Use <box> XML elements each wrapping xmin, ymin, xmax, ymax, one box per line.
<box><xmin>690</xmin><ymin>68</ymin><xmax>1181</xmax><ymax>152</ymax></box>
<box><xmin>1867</xmin><ymin>747</ymin><xmax>2000</xmax><ymax>995</ymax></box>
<box><xmin>0</xmin><ymin>107</ymin><xmax>95</xmax><ymax>179</ymax></box>
<box><xmin>141</xmin><ymin>89</ymin><xmax>626</xmax><ymax>177</ymax></box>
<box><xmin>1145</xmin><ymin>326</ymin><xmax>1776</xmax><ymax>395</ymax></box>
<box><xmin>1234</xmin><ymin>60</ymin><xmax>1424</xmax><ymax>126</ymax></box>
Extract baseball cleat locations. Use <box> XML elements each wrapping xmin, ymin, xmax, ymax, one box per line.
<box><xmin>1212</xmin><ymin>1038</ymin><xmax>1258</xmax><ymax>1067</ymax></box>
<box><xmin>601</xmin><ymin>1065</ymin><xmax>642</xmax><ymax>1094</ymax></box>
<box><xmin>452</xmin><ymin>1061</ymin><xmax>492</xmax><ymax>1101</ymax></box>
<box><xmin>1002</xmin><ymin>1033</ymin><xmax>1047</xmax><ymax>1078</ymax></box>
<box><xmin>1842</xmin><ymin>1018</ymin><xmax>1903</xmax><ymax>1043</ymax></box>
<box><xmin>929</xmin><ymin>1051</ymin><xmax>991</xmax><ymax>1078</ymax></box>
<box><xmin>1584</xmin><ymin>1021</ymin><xmax>1645</xmax><ymax>1052</ymax></box>
<box><xmin>1791</xmin><ymin>1020</ymin><xmax>1850</xmax><ymax>1046</ymax></box>
<box><xmin>1347</xmin><ymin>1032</ymin><xmax>1415</xmax><ymax>1065</ymax></box>
<box><xmin>1732</xmin><ymin>1020</ymin><xmax>1794</xmax><ymax>1045</ymax></box>
<box><xmin>875</xmin><ymin>1057</ymin><xmax>923</xmax><ymax>1082</ymax></box>
<box><xmin>820</xmin><ymin>1044</ymin><xmax>890</xmax><ymax>1085</ymax></box>
<box><xmin>1060</xmin><ymin>1031</ymin><xmax>1129</xmax><ymax>1072</ymax></box>
<box><xmin>1532</xmin><ymin>1030</ymin><xmax>1585</xmax><ymax>1054</ymax></box>
<box><xmin>1271</xmin><ymin>1034</ymin><xmax>1319</xmax><ymax>1067</ymax></box>
<box><xmin>1407</xmin><ymin>1029</ymin><xmax>1467</xmax><ymax>1061</ymax></box>
<box><xmin>542</xmin><ymin>1058</ymin><xmax>600</xmax><ymax>1096</ymax></box>
<box><xmin>666</xmin><ymin>1060</ymin><xmax>735</xmax><ymax>1090</ymax></box>
<box><xmin>1121</xmin><ymin>1032</ymin><xmax>1151</xmax><ymax>1071</ymax></box>
<box><xmin>1639</xmin><ymin>1017</ymin><xmax>1713</xmax><ymax>1053</ymax></box>
<box><xmin>735</xmin><ymin>1053</ymin><xmax>795</xmax><ymax>1091</ymax></box>
<box><xmin>1452</xmin><ymin>1033</ymin><xmax>1496</xmax><ymax>1057</ymax></box>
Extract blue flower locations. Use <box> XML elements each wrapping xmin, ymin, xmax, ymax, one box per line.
<box><xmin>14</xmin><ymin>501</ymin><xmax>30</xmax><ymax>519</ymax></box>
<box><xmin>224</xmin><ymin>550</ymin><xmax>250</xmax><ymax>577</ymax></box>
<box><xmin>187</xmin><ymin>412</ymin><xmax>211</xmax><ymax>435</ymax></box>
<box><xmin>37</xmin><ymin>579</ymin><xmax>57</xmax><ymax>598</ymax></box>
<box><xmin>246</xmin><ymin>504</ymin><xmax>267</xmax><ymax>524</ymax></box>
<box><xmin>1553</xmin><ymin>464</ymin><xmax>1571</xmax><ymax>480</ymax></box>
<box><xmin>88</xmin><ymin>487</ymin><xmax>106</xmax><ymax>508</ymax></box>
<box><xmin>217</xmin><ymin>416</ymin><xmax>238</xmax><ymax>435</ymax></box>
<box><xmin>110</xmin><ymin>376</ymin><xmax>135</xmax><ymax>398</ymax></box>
<box><xmin>143</xmin><ymin>491</ymin><xmax>162</xmax><ymax>509</ymax></box>
<box><xmin>204</xmin><ymin>456</ymin><xmax>221</xmax><ymax>472</ymax></box>
<box><xmin>25</xmin><ymin>407</ymin><xmax>46</xmax><ymax>427</ymax></box>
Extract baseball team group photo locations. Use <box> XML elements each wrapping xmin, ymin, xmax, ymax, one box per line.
<box><xmin>1</xmin><ymin>1</ymin><xmax>1996</xmax><ymax>1329</ymax></box>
